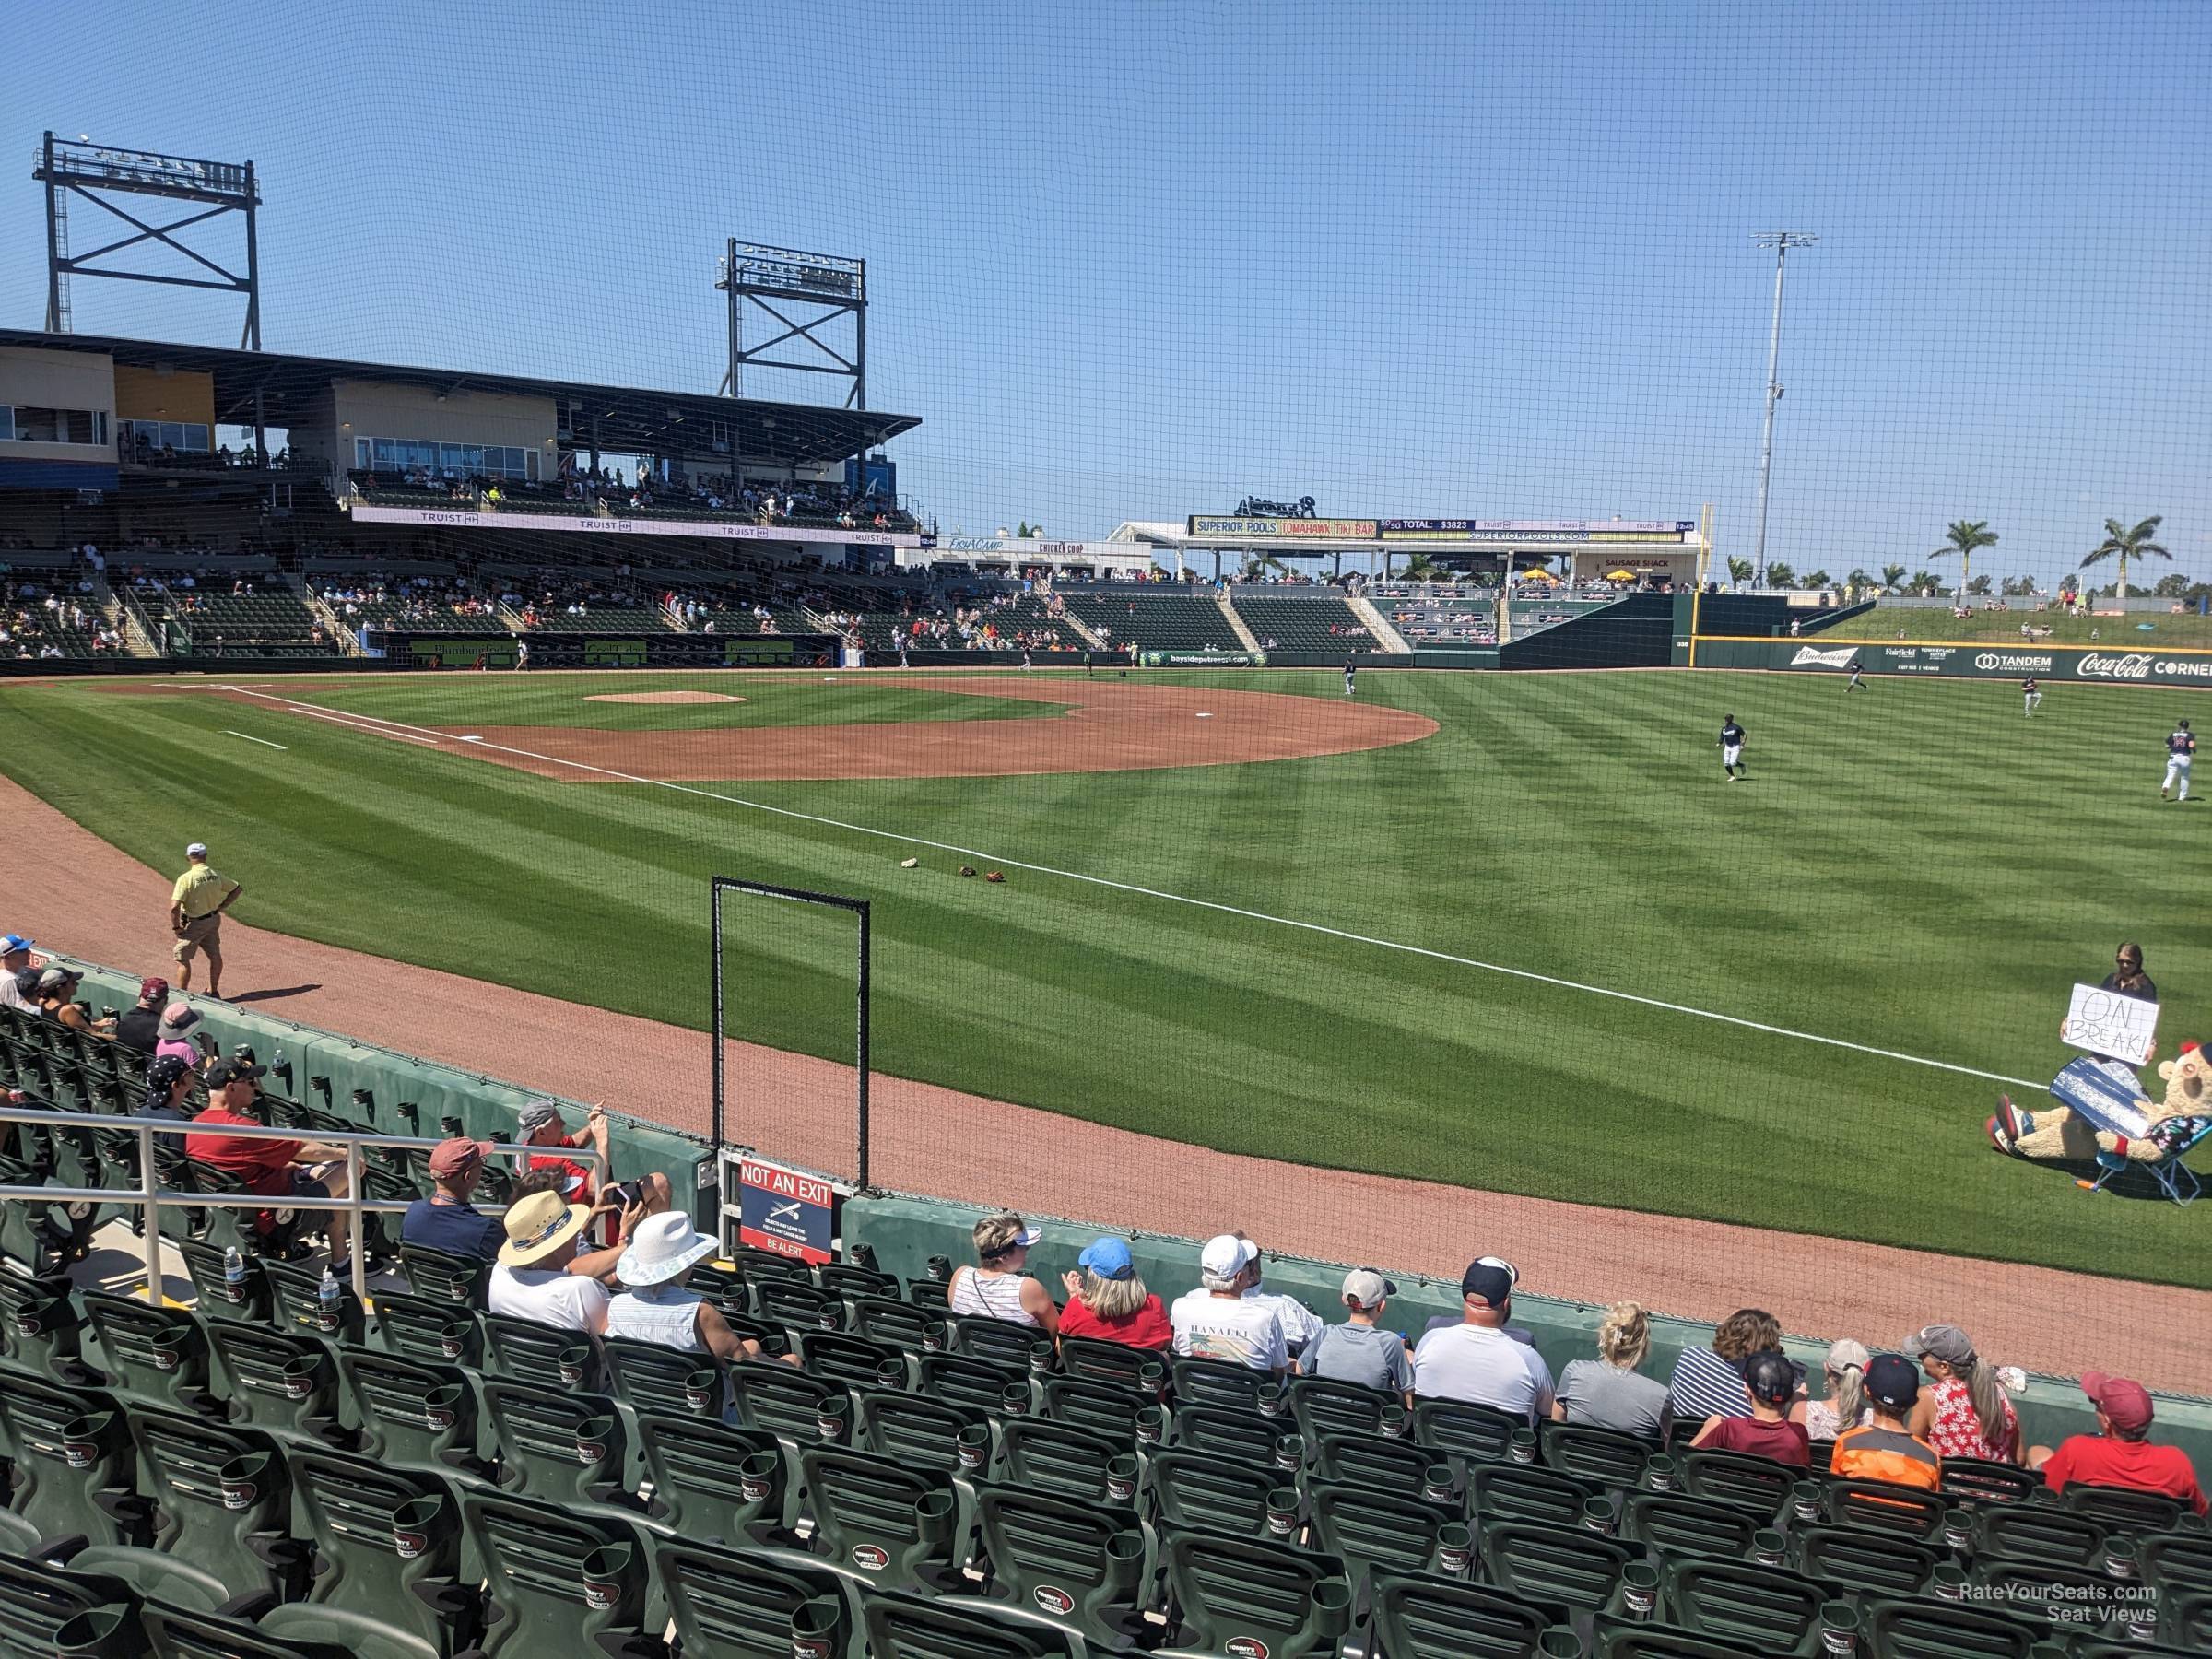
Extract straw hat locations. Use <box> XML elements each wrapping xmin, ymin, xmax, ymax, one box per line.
<box><xmin>497</xmin><ymin>1189</ymin><xmax>591</xmax><ymax>1268</ymax></box>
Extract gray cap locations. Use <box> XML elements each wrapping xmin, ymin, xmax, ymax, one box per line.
<box><xmin>1910</xmin><ymin>1324</ymin><xmax>1975</xmax><ymax>1365</ymax></box>
<box><xmin>517</xmin><ymin>1101</ymin><xmax>562</xmax><ymax>1133</ymax></box>
<box><xmin>1342</xmin><ymin>1268</ymin><xmax>1396</xmax><ymax>1308</ymax></box>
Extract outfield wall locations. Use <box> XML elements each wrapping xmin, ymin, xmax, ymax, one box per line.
<box><xmin>1695</xmin><ymin>635</ymin><xmax>2212</xmax><ymax>688</ymax></box>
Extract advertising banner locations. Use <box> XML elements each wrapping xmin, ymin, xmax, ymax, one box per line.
<box><xmin>350</xmin><ymin>501</ymin><xmax>919</xmax><ymax>547</ymax></box>
<box><xmin>1139</xmin><ymin>650</ymin><xmax>1269</xmax><ymax>667</ymax></box>
<box><xmin>1381</xmin><ymin>518</ymin><xmax>1688</xmax><ymax>541</ymax></box>
<box><xmin>1186</xmin><ymin>516</ymin><xmax>1377</xmax><ymax>540</ymax></box>
<box><xmin>1697</xmin><ymin>636</ymin><xmax>2212</xmax><ymax>688</ymax></box>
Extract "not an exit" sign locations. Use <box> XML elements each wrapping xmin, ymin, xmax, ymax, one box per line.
<box><xmin>735</xmin><ymin>1156</ymin><xmax>843</xmax><ymax>1264</ymax></box>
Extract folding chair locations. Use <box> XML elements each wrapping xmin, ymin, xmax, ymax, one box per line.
<box><xmin>2081</xmin><ymin>1116</ymin><xmax>2208</xmax><ymax>1205</ymax></box>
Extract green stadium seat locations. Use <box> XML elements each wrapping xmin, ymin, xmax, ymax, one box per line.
<box><xmin>475</xmin><ymin>1379</ymin><xmax>632</xmax><ymax>1511</ymax></box>
<box><xmin>78</xmin><ymin>1407</ymin><xmax>301</xmax><ymax>1610</ymax></box>
<box><xmin>1477</xmin><ymin>1519</ymin><xmax>1637</xmax><ymax>1616</ymax></box>
<box><xmin>455</xmin><ymin>1489</ymin><xmax>659</xmax><ymax>1659</ymax></box>
<box><xmin>254</xmin><ymin>1446</ymin><xmax>478</xmax><ymax>1659</ymax></box>
<box><xmin>1054</xmin><ymin>1335</ymin><xmax>1166</xmax><ymax>1394</ymax></box>
<box><xmin>332</xmin><ymin>1347</ymin><xmax>487</xmax><ymax>1478</ymax></box>
<box><xmin>0</xmin><ymin>1547</ymin><xmax>142</xmax><ymax>1658</ymax></box>
<box><xmin>395</xmin><ymin>1246</ymin><xmax>488</xmax><ymax>1308</ymax></box>
<box><xmin>1970</xmin><ymin>1500</ymin><xmax>2105</xmax><ymax>1569</ymax></box>
<box><xmin>846</xmin><ymin>1293</ymin><xmax>941</xmax><ymax>1354</ymax></box>
<box><xmin>1309</xmin><ymin>1428</ymin><xmax>1444</xmax><ymax>1500</ymax></box>
<box><xmin>2138</xmin><ymin>1527</ymin><xmax>2212</xmax><ymax>1647</ymax></box>
<box><xmin>631</xmin><ymin>1410</ymin><xmax>793</xmax><ymax>1546</ymax></box>
<box><xmin>724</xmin><ymin>1245</ymin><xmax>812</xmax><ymax>1288</ymax></box>
<box><xmin>787</xmin><ymin>1327</ymin><xmax>908</xmax><ymax>1389</ymax></box>
<box><xmin>953</xmin><ymin>1313</ymin><xmax>1050</xmax><ymax>1375</ymax></box>
<box><xmin>730</xmin><ymin>1355</ymin><xmax>849</xmax><ymax>1455</ymax></box>
<box><xmin>1363</xmin><ymin>1570</ymin><xmax>1557</xmax><ymax>1659</ymax></box>
<box><xmin>1539</xmin><ymin>1420</ymin><xmax>1656</xmax><ymax>1491</ymax></box>
<box><xmin>91</xmin><ymin>1601</ymin><xmax>359</xmax><ymax>1659</ymax></box>
<box><xmin>653</xmin><ymin>1537</ymin><xmax>851</xmax><ymax>1659</ymax></box>
<box><xmin>174</xmin><ymin>1240</ymin><xmax>270</xmax><ymax>1325</ymax></box>
<box><xmin>1973</xmin><ymin>1559</ymin><xmax>2135</xmax><ymax>1633</ymax></box>
<box><xmin>1144</xmin><ymin>1446</ymin><xmax>1286</xmax><ymax>1540</ymax></box>
<box><xmin>365</xmin><ymin>1290</ymin><xmax>480</xmax><ymax>1369</ymax></box>
<box><xmin>817</xmin><ymin>1260</ymin><xmax>899</xmax><ymax>1300</ymax></box>
<box><xmin>78</xmin><ymin>1291</ymin><xmax>215</xmax><ymax>1416</ymax></box>
<box><xmin>2060</xmin><ymin>1480</ymin><xmax>2188</xmax><ymax>1533</ymax></box>
<box><xmin>992</xmin><ymin>1418</ymin><xmax>1137</xmax><ymax>1509</ymax></box>
<box><xmin>850</xmin><ymin>1383</ymin><xmax>987</xmax><ymax>1473</ymax></box>
<box><xmin>1588</xmin><ymin>1619</ymin><xmax>1767</xmax><ymax>1658</ymax></box>
<box><xmin>0</xmin><ymin>1286</ymin><xmax>98</xmax><ymax>1389</ymax></box>
<box><xmin>1788</xmin><ymin>1522</ymin><xmax>1942</xmax><ymax>1596</ymax></box>
<box><xmin>1413</xmin><ymin>1398</ymin><xmax>1525</xmax><ymax>1472</ymax></box>
<box><xmin>969</xmin><ymin>1482</ymin><xmax>1150</xmax><ymax>1647</ymax></box>
<box><xmin>1156</xmin><ymin>1528</ymin><xmax>1352</xmax><ymax>1659</ymax></box>
<box><xmin>1656</xmin><ymin>1555</ymin><xmax>1837</xmax><ymax>1656</ymax></box>
<box><xmin>920</xmin><ymin>1351</ymin><xmax>1030</xmax><ymax>1419</ymax></box>
<box><xmin>1171</xmin><ymin>1403</ymin><xmax>1289</xmax><ymax>1468</ymax></box>
<box><xmin>477</xmin><ymin>1313</ymin><xmax>594</xmax><ymax>1391</ymax></box>
<box><xmin>1939</xmin><ymin>1456</ymin><xmax>2042</xmax><ymax>1507</ymax></box>
<box><xmin>202</xmin><ymin>1322</ymin><xmax>346</xmax><ymax>1444</ymax></box>
<box><xmin>0</xmin><ymin>1370</ymin><xmax>139</xmax><ymax>1547</ymax></box>
<box><xmin>1820</xmin><ymin>1476</ymin><xmax>1951</xmax><ymax>1542</ymax></box>
<box><xmin>857</xmin><ymin>1585</ymin><xmax>1084</xmax><ymax>1658</ymax></box>
<box><xmin>1467</xmin><ymin>1460</ymin><xmax>1597</xmax><ymax>1532</ymax></box>
<box><xmin>1286</xmin><ymin>1374</ymin><xmax>1397</xmax><ymax>1441</ymax></box>
<box><xmin>1618</xmin><ymin>1492</ymin><xmax>1762</xmax><ymax>1561</ymax></box>
<box><xmin>1302</xmin><ymin>1478</ymin><xmax>1462</xmax><ymax>1595</ymax></box>
<box><xmin>1855</xmin><ymin>1594</ymin><xmax>2044</xmax><ymax>1657</ymax></box>
<box><xmin>1674</xmin><ymin>1449</ymin><xmax>1794</xmax><ymax>1520</ymax></box>
<box><xmin>1043</xmin><ymin>1376</ymin><xmax>1158</xmax><ymax>1444</ymax></box>
<box><xmin>753</xmin><ymin>1276</ymin><xmax>842</xmax><ymax>1334</ymax></box>
<box><xmin>601</xmin><ymin>1334</ymin><xmax>725</xmax><ymax>1418</ymax></box>
<box><xmin>794</xmin><ymin>1444</ymin><xmax>960</xmax><ymax>1589</ymax></box>
<box><xmin>1168</xmin><ymin>1356</ymin><xmax>1266</xmax><ymax>1415</ymax></box>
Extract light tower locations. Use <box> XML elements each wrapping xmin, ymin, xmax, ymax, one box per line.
<box><xmin>1751</xmin><ymin>230</ymin><xmax>1817</xmax><ymax>584</ymax></box>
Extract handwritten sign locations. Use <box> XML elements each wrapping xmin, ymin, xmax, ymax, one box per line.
<box><xmin>2059</xmin><ymin>984</ymin><xmax>2159</xmax><ymax>1065</ymax></box>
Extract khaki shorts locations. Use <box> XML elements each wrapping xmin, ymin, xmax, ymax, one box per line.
<box><xmin>172</xmin><ymin>912</ymin><xmax>222</xmax><ymax>963</ymax></box>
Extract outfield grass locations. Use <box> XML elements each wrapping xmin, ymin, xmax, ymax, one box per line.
<box><xmin>1821</xmin><ymin>605</ymin><xmax>2212</xmax><ymax>648</ymax></box>
<box><xmin>3</xmin><ymin>666</ymin><xmax>2204</xmax><ymax>1287</ymax></box>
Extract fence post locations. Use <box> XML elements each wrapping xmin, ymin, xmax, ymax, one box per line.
<box><xmin>137</xmin><ymin>1123</ymin><xmax>162</xmax><ymax>1300</ymax></box>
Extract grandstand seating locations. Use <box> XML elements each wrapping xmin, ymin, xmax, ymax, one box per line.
<box><xmin>1229</xmin><ymin>590</ymin><xmax>1371</xmax><ymax>652</ymax></box>
<box><xmin>168</xmin><ymin>589</ymin><xmax>338</xmax><ymax>657</ymax></box>
<box><xmin>1061</xmin><ymin>591</ymin><xmax>1234</xmax><ymax>653</ymax></box>
<box><xmin>4</xmin><ymin>994</ymin><xmax>2208</xmax><ymax>1655</ymax></box>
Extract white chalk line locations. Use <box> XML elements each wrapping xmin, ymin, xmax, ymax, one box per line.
<box><xmin>222</xmin><ymin>729</ymin><xmax>288</xmax><ymax>750</ymax></box>
<box><xmin>218</xmin><ymin>684</ymin><xmax>2045</xmax><ymax>1092</ymax></box>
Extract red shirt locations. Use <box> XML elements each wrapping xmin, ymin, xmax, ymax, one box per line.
<box><xmin>1058</xmin><ymin>1292</ymin><xmax>1173</xmax><ymax>1351</ymax></box>
<box><xmin>526</xmin><ymin>1135</ymin><xmax>595</xmax><ymax>1201</ymax></box>
<box><xmin>185</xmin><ymin>1106</ymin><xmax>300</xmax><ymax>1196</ymax></box>
<box><xmin>2042</xmin><ymin>1435</ymin><xmax>2208</xmax><ymax>1516</ymax></box>
<box><xmin>1699</xmin><ymin>1414</ymin><xmax>1813</xmax><ymax>1467</ymax></box>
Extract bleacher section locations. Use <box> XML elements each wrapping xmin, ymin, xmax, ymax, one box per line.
<box><xmin>167</xmin><ymin>587</ymin><xmax>340</xmax><ymax>658</ymax></box>
<box><xmin>1060</xmin><ymin>591</ymin><xmax>1234</xmax><ymax>653</ymax></box>
<box><xmin>1229</xmin><ymin>591</ymin><xmax>1371</xmax><ymax>652</ymax></box>
<box><xmin>2</xmin><ymin>970</ymin><xmax>2210</xmax><ymax>1657</ymax></box>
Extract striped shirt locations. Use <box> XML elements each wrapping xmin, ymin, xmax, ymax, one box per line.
<box><xmin>1666</xmin><ymin>1346</ymin><xmax>1751</xmax><ymax>1427</ymax></box>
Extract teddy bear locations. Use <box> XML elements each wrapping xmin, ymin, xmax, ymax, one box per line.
<box><xmin>1990</xmin><ymin>1039</ymin><xmax>2212</xmax><ymax>1164</ymax></box>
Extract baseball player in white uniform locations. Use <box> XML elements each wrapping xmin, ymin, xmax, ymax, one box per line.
<box><xmin>2162</xmin><ymin>720</ymin><xmax>2194</xmax><ymax>801</ymax></box>
<box><xmin>1718</xmin><ymin>714</ymin><xmax>1747</xmax><ymax>782</ymax></box>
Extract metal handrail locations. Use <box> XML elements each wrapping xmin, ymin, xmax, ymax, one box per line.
<box><xmin>0</xmin><ymin>1105</ymin><xmax>605</xmax><ymax>1306</ymax></box>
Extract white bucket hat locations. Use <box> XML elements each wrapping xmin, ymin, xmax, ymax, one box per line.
<box><xmin>615</xmin><ymin>1212</ymin><xmax>718</xmax><ymax>1287</ymax></box>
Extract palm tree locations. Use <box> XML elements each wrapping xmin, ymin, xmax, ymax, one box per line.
<box><xmin>1016</xmin><ymin>521</ymin><xmax>1043</xmax><ymax>538</ymax></box>
<box><xmin>1929</xmin><ymin>520</ymin><xmax>1998</xmax><ymax>600</ymax></box>
<box><xmin>1401</xmin><ymin>553</ymin><xmax>1449</xmax><ymax>582</ymax></box>
<box><xmin>2080</xmin><ymin>515</ymin><xmax>2169</xmax><ymax>604</ymax></box>
<box><xmin>1880</xmin><ymin>564</ymin><xmax>1908</xmax><ymax>592</ymax></box>
<box><xmin>1240</xmin><ymin>553</ymin><xmax>1288</xmax><ymax>582</ymax></box>
<box><xmin>1846</xmin><ymin>568</ymin><xmax>1874</xmax><ymax>594</ymax></box>
<box><xmin>1802</xmin><ymin>570</ymin><xmax>1830</xmax><ymax>591</ymax></box>
<box><xmin>1725</xmin><ymin>557</ymin><xmax>1753</xmax><ymax>587</ymax></box>
<box><xmin>1910</xmin><ymin>571</ymin><xmax>1942</xmax><ymax>596</ymax></box>
<box><xmin>1765</xmin><ymin>562</ymin><xmax>1796</xmax><ymax>589</ymax></box>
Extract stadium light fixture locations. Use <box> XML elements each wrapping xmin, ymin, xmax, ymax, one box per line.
<box><xmin>1752</xmin><ymin>230</ymin><xmax>1818</xmax><ymax>586</ymax></box>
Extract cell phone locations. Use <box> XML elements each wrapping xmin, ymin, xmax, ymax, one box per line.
<box><xmin>608</xmin><ymin>1179</ymin><xmax>644</xmax><ymax>1208</ymax></box>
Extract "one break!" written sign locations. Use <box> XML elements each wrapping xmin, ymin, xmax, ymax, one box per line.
<box><xmin>2060</xmin><ymin>983</ymin><xmax>2159</xmax><ymax>1066</ymax></box>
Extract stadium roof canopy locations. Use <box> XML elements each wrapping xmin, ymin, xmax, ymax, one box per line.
<box><xmin>0</xmin><ymin>328</ymin><xmax>920</xmax><ymax>465</ymax></box>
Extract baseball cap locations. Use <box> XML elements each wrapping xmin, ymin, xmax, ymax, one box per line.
<box><xmin>1743</xmin><ymin>1349</ymin><xmax>1796</xmax><ymax>1406</ymax></box>
<box><xmin>185</xmin><ymin>842</ymin><xmax>207</xmax><ymax>857</ymax></box>
<box><xmin>1826</xmin><ymin>1337</ymin><xmax>1870</xmax><ymax>1375</ymax></box>
<box><xmin>1201</xmin><ymin>1234</ymin><xmax>1261</xmax><ymax>1280</ymax></box>
<box><xmin>2081</xmin><ymin>1371</ymin><xmax>2154</xmax><ymax>1433</ymax></box>
<box><xmin>428</xmin><ymin>1137</ymin><xmax>495</xmax><ymax>1177</ymax></box>
<box><xmin>139</xmin><ymin>976</ymin><xmax>170</xmax><ymax>1002</ymax></box>
<box><xmin>35</xmin><ymin>966</ymin><xmax>76</xmax><ymax>992</ymax></box>
<box><xmin>144</xmin><ymin>1054</ymin><xmax>196</xmax><ymax>1095</ymax></box>
<box><xmin>1461</xmin><ymin>1258</ymin><xmax>1515</xmax><ymax>1307</ymax></box>
<box><xmin>1343</xmin><ymin>1268</ymin><xmax>1396</xmax><ymax>1308</ymax></box>
<box><xmin>516</xmin><ymin>1102</ymin><xmax>562</xmax><ymax>1133</ymax></box>
<box><xmin>0</xmin><ymin>935</ymin><xmax>31</xmax><ymax>956</ymax></box>
<box><xmin>1865</xmin><ymin>1354</ymin><xmax>1921</xmax><ymax>1410</ymax></box>
<box><xmin>201</xmin><ymin>1058</ymin><xmax>266</xmax><ymax>1088</ymax></box>
<box><xmin>1911</xmin><ymin>1324</ymin><xmax>1975</xmax><ymax>1366</ymax></box>
<box><xmin>1077</xmin><ymin>1237</ymin><xmax>1135</xmax><ymax>1280</ymax></box>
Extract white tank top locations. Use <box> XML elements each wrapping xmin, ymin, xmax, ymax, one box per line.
<box><xmin>605</xmin><ymin>1285</ymin><xmax>705</xmax><ymax>1351</ymax></box>
<box><xmin>949</xmin><ymin>1266</ymin><xmax>1037</xmax><ymax>1327</ymax></box>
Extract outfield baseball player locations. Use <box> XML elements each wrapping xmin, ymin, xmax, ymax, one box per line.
<box><xmin>1718</xmin><ymin>714</ymin><xmax>1746</xmax><ymax>782</ymax></box>
<box><xmin>2163</xmin><ymin>719</ymin><xmax>2194</xmax><ymax>802</ymax></box>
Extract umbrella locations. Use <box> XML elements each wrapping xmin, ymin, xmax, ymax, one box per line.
<box><xmin>1605</xmin><ymin>569</ymin><xmax>1636</xmax><ymax>582</ymax></box>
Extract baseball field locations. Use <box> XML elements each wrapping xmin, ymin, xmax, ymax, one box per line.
<box><xmin>1</xmin><ymin>665</ymin><xmax>2203</xmax><ymax>1292</ymax></box>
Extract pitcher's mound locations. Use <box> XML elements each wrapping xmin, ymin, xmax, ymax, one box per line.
<box><xmin>584</xmin><ymin>691</ymin><xmax>747</xmax><ymax>705</ymax></box>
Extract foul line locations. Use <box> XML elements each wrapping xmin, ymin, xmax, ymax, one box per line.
<box><xmin>218</xmin><ymin>684</ymin><xmax>2044</xmax><ymax>1092</ymax></box>
<box><xmin>222</xmin><ymin>729</ymin><xmax>288</xmax><ymax>750</ymax></box>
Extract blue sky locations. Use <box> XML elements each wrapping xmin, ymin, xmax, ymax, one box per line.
<box><xmin>6</xmin><ymin>0</ymin><xmax>2208</xmax><ymax>583</ymax></box>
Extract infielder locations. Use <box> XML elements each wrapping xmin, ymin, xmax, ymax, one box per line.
<box><xmin>2163</xmin><ymin>719</ymin><xmax>2195</xmax><ymax>802</ymax></box>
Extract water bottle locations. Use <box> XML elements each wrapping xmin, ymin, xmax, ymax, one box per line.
<box><xmin>318</xmin><ymin>1265</ymin><xmax>341</xmax><ymax>1327</ymax></box>
<box><xmin>222</xmin><ymin>1246</ymin><xmax>247</xmax><ymax>1303</ymax></box>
